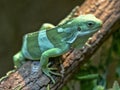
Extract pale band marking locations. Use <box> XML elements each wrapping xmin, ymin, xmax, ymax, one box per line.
<box><xmin>38</xmin><ymin>30</ymin><xmax>54</xmax><ymax>52</ymax></box>
<box><xmin>22</xmin><ymin>35</ymin><xmax>33</xmax><ymax>59</ymax></box>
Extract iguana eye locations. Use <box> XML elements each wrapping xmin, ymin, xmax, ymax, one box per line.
<box><xmin>87</xmin><ymin>21</ymin><xmax>95</xmax><ymax>27</ymax></box>
<box><xmin>77</xmin><ymin>27</ymin><xmax>81</xmax><ymax>31</ymax></box>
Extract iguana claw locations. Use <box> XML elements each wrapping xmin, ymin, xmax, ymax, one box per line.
<box><xmin>42</xmin><ymin>63</ymin><xmax>61</xmax><ymax>83</ymax></box>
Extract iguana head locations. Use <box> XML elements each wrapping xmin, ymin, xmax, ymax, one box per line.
<box><xmin>62</xmin><ymin>14</ymin><xmax>102</xmax><ymax>44</ymax></box>
<box><xmin>74</xmin><ymin>14</ymin><xmax>102</xmax><ymax>36</ymax></box>
<box><xmin>67</xmin><ymin>14</ymin><xmax>102</xmax><ymax>34</ymax></box>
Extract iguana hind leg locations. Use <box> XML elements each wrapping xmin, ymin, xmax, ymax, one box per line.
<box><xmin>13</xmin><ymin>51</ymin><xmax>25</xmax><ymax>68</ymax></box>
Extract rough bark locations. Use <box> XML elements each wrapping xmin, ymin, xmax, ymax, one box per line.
<box><xmin>0</xmin><ymin>0</ymin><xmax>120</xmax><ymax>90</ymax></box>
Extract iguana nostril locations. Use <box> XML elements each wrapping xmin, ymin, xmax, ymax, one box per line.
<box><xmin>77</xmin><ymin>27</ymin><xmax>81</xmax><ymax>31</ymax></box>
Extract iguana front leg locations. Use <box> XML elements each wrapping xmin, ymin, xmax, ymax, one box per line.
<box><xmin>40</xmin><ymin>48</ymin><xmax>66</xmax><ymax>83</ymax></box>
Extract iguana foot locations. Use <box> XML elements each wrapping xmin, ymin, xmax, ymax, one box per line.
<box><xmin>41</xmin><ymin>63</ymin><xmax>61</xmax><ymax>83</ymax></box>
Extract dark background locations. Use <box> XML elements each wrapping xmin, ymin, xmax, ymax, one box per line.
<box><xmin>0</xmin><ymin>0</ymin><xmax>83</xmax><ymax>77</ymax></box>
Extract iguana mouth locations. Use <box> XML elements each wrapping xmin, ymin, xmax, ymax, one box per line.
<box><xmin>63</xmin><ymin>27</ymin><xmax>100</xmax><ymax>44</ymax></box>
<box><xmin>78</xmin><ymin>28</ymin><xmax>99</xmax><ymax>37</ymax></box>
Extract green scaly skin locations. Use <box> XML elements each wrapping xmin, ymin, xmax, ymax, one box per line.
<box><xmin>13</xmin><ymin>14</ymin><xmax>102</xmax><ymax>83</ymax></box>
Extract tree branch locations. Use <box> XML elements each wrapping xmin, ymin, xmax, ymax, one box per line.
<box><xmin>0</xmin><ymin>0</ymin><xmax>120</xmax><ymax>90</ymax></box>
